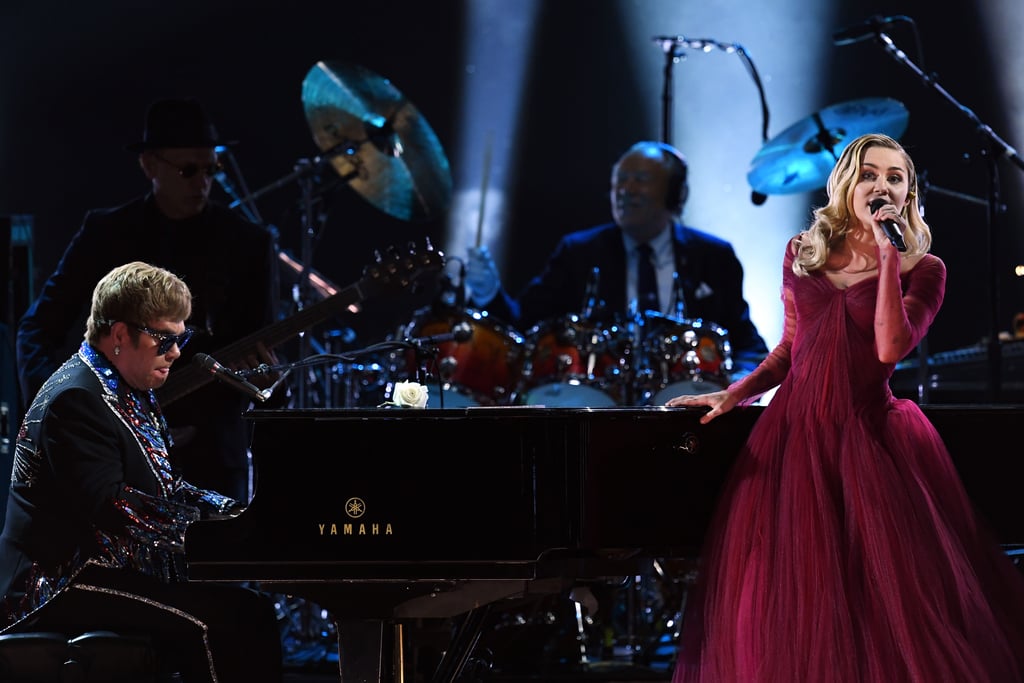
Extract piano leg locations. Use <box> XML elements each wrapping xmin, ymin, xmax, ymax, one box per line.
<box><xmin>429</xmin><ymin>604</ymin><xmax>493</xmax><ymax>682</ymax></box>
<box><xmin>335</xmin><ymin>619</ymin><xmax>392</xmax><ymax>683</ymax></box>
<box><xmin>334</xmin><ymin>612</ymin><xmax>490</xmax><ymax>683</ymax></box>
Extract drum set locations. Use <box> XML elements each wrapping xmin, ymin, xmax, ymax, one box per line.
<box><xmin>337</xmin><ymin>305</ymin><xmax>734</xmax><ymax>409</ymax></box>
<box><xmin>247</xmin><ymin>59</ymin><xmax>744</xmax><ymax>411</ymax></box>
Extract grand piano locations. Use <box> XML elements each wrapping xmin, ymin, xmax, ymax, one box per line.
<box><xmin>184</xmin><ymin>405</ymin><xmax>1024</xmax><ymax>681</ymax></box>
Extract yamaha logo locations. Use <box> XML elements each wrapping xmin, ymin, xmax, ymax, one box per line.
<box><xmin>345</xmin><ymin>497</ymin><xmax>366</xmax><ymax>518</ymax></box>
<box><xmin>317</xmin><ymin>497</ymin><xmax>394</xmax><ymax>537</ymax></box>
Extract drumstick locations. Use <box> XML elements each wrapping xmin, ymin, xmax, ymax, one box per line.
<box><xmin>475</xmin><ymin>132</ymin><xmax>493</xmax><ymax>248</ymax></box>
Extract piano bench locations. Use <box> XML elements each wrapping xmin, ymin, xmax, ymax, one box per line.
<box><xmin>0</xmin><ymin>630</ymin><xmax>183</xmax><ymax>682</ymax></box>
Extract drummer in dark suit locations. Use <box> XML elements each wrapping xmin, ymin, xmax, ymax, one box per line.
<box><xmin>465</xmin><ymin>140</ymin><xmax>769</xmax><ymax>403</ymax></box>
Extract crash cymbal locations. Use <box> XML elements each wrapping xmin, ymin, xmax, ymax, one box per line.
<box><xmin>747</xmin><ymin>97</ymin><xmax>909</xmax><ymax>195</ymax></box>
<box><xmin>301</xmin><ymin>60</ymin><xmax>453</xmax><ymax>221</ymax></box>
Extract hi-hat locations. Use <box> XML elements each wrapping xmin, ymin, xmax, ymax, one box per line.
<box><xmin>301</xmin><ymin>60</ymin><xmax>453</xmax><ymax>221</ymax></box>
<box><xmin>747</xmin><ymin>97</ymin><xmax>909</xmax><ymax>195</ymax></box>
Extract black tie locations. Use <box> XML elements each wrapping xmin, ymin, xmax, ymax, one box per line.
<box><xmin>636</xmin><ymin>243</ymin><xmax>659</xmax><ymax>313</ymax></box>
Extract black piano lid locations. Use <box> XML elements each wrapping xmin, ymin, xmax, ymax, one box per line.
<box><xmin>184</xmin><ymin>405</ymin><xmax>1023</xmax><ymax>618</ymax></box>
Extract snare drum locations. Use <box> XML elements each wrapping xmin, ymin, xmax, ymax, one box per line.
<box><xmin>393</xmin><ymin>307</ymin><xmax>524</xmax><ymax>407</ymax></box>
<box><xmin>517</xmin><ymin>314</ymin><xmax>628</xmax><ymax>407</ymax></box>
<box><xmin>637</xmin><ymin>313</ymin><xmax>732</xmax><ymax>405</ymax></box>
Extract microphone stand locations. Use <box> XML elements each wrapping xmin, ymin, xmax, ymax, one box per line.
<box><xmin>215</xmin><ymin>147</ymin><xmax>264</xmax><ymax>225</ymax></box>
<box><xmin>227</xmin><ymin>141</ymin><xmax>361</xmax><ymax>210</ymax></box>
<box><xmin>292</xmin><ymin>162</ymin><xmax>321</xmax><ymax>408</ymax></box>
<box><xmin>653</xmin><ymin>38</ymin><xmax>683</xmax><ymax>143</ymax></box>
<box><xmin>240</xmin><ymin>338</ymin><xmax>452</xmax><ymax>409</ymax></box>
<box><xmin>407</xmin><ymin>342</ymin><xmax>448</xmax><ymax>409</ymax></box>
<box><xmin>872</xmin><ymin>29</ymin><xmax>1023</xmax><ymax>402</ymax></box>
<box><xmin>230</xmin><ymin>141</ymin><xmax>364</xmax><ymax>408</ymax></box>
<box><xmin>900</xmin><ymin>170</ymin><xmax>989</xmax><ymax>404</ymax></box>
<box><xmin>652</xmin><ymin>35</ymin><xmax>772</xmax><ymax>204</ymax></box>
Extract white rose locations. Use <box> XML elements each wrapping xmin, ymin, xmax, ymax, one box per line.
<box><xmin>393</xmin><ymin>380</ymin><xmax>429</xmax><ymax>408</ymax></box>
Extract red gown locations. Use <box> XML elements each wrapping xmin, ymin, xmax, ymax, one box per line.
<box><xmin>673</xmin><ymin>244</ymin><xmax>1024</xmax><ymax>682</ymax></box>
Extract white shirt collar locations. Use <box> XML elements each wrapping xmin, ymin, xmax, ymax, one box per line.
<box><xmin>623</xmin><ymin>224</ymin><xmax>673</xmax><ymax>263</ymax></box>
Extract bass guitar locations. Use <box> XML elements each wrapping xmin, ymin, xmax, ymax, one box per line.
<box><xmin>156</xmin><ymin>241</ymin><xmax>444</xmax><ymax>406</ymax></box>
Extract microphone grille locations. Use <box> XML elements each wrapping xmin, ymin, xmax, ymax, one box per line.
<box><xmin>193</xmin><ymin>353</ymin><xmax>216</xmax><ymax>370</ymax></box>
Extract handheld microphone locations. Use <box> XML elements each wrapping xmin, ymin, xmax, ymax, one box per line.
<box><xmin>193</xmin><ymin>353</ymin><xmax>271</xmax><ymax>403</ymax></box>
<box><xmin>832</xmin><ymin>15</ymin><xmax>904</xmax><ymax>46</ymax></box>
<box><xmin>869</xmin><ymin>198</ymin><xmax>907</xmax><ymax>252</ymax></box>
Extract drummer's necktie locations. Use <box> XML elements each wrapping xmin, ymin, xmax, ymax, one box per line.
<box><xmin>636</xmin><ymin>242</ymin><xmax>660</xmax><ymax>313</ymax></box>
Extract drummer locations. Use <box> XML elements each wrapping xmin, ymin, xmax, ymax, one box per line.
<box><xmin>465</xmin><ymin>140</ymin><xmax>769</xmax><ymax>378</ymax></box>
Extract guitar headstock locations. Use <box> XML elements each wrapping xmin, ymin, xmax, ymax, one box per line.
<box><xmin>362</xmin><ymin>239</ymin><xmax>446</xmax><ymax>294</ymax></box>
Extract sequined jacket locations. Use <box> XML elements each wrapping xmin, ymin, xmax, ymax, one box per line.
<box><xmin>0</xmin><ymin>343</ymin><xmax>240</xmax><ymax>630</ymax></box>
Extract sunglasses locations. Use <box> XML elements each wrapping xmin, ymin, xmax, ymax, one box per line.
<box><xmin>151</xmin><ymin>151</ymin><xmax>223</xmax><ymax>179</ymax></box>
<box><xmin>132</xmin><ymin>324</ymin><xmax>195</xmax><ymax>355</ymax></box>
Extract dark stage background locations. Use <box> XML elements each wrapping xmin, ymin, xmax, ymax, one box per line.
<box><xmin>2</xmin><ymin>0</ymin><xmax>1022</xmax><ymax>377</ymax></box>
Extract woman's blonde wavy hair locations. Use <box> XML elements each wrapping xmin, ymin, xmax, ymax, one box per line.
<box><xmin>792</xmin><ymin>133</ymin><xmax>931</xmax><ymax>276</ymax></box>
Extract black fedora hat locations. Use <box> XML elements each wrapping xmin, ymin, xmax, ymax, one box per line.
<box><xmin>126</xmin><ymin>97</ymin><xmax>237</xmax><ymax>152</ymax></box>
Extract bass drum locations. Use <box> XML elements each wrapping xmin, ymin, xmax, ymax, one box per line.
<box><xmin>393</xmin><ymin>307</ymin><xmax>524</xmax><ymax>408</ymax></box>
<box><xmin>516</xmin><ymin>314</ymin><xmax>629</xmax><ymax>407</ymax></box>
<box><xmin>639</xmin><ymin>313</ymin><xmax>732</xmax><ymax>406</ymax></box>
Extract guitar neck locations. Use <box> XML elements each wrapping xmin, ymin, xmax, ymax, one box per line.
<box><xmin>156</xmin><ymin>281</ymin><xmax>366</xmax><ymax>406</ymax></box>
<box><xmin>154</xmin><ymin>243</ymin><xmax>445</xmax><ymax>407</ymax></box>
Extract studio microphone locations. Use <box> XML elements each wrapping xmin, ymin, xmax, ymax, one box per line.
<box><xmin>193</xmin><ymin>353</ymin><xmax>271</xmax><ymax>403</ymax></box>
<box><xmin>869</xmin><ymin>198</ymin><xmax>907</xmax><ymax>252</ymax></box>
<box><xmin>832</xmin><ymin>15</ymin><xmax>903</xmax><ymax>46</ymax></box>
<box><xmin>409</xmin><ymin>321</ymin><xmax>473</xmax><ymax>346</ymax></box>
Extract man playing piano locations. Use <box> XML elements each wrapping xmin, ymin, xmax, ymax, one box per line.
<box><xmin>0</xmin><ymin>262</ymin><xmax>282</xmax><ymax>682</ymax></box>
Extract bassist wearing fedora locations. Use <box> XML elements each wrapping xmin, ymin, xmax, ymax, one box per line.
<box><xmin>16</xmin><ymin>97</ymin><xmax>284</xmax><ymax>503</ymax></box>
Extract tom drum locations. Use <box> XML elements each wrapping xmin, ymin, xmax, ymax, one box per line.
<box><xmin>638</xmin><ymin>313</ymin><xmax>732</xmax><ymax>406</ymax></box>
<box><xmin>392</xmin><ymin>307</ymin><xmax>524</xmax><ymax>408</ymax></box>
<box><xmin>517</xmin><ymin>314</ymin><xmax>629</xmax><ymax>407</ymax></box>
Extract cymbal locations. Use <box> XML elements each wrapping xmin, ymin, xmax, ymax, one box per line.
<box><xmin>301</xmin><ymin>60</ymin><xmax>453</xmax><ymax>221</ymax></box>
<box><xmin>747</xmin><ymin>97</ymin><xmax>909</xmax><ymax>195</ymax></box>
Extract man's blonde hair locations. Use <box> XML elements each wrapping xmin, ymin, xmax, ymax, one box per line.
<box><xmin>86</xmin><ymin>261</ymin><xmax>192</xmax><ymax>344</ymax></box>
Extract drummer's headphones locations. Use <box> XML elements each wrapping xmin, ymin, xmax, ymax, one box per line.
<box><xmin>654</xmin><ymin>142</ymin><xmax>689</xmax><ymax>214</ymax></box>
<box><xmin>624</xmin><ymin>141</ymin><xmax>689</xmax><ymax>215</ymax></box>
